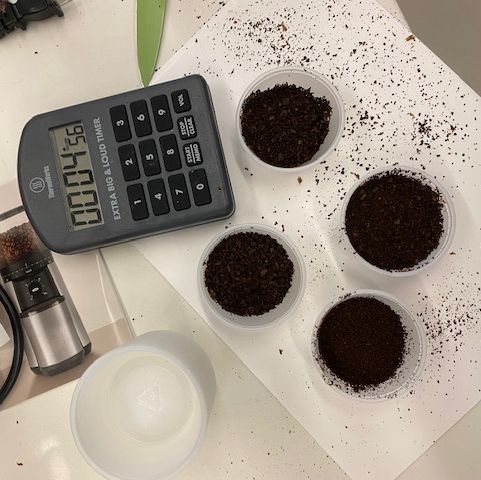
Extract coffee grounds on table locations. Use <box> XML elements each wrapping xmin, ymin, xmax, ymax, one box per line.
<box><xmin>204</xmin><ymin>232</ymin><xmax>294</xmax><ymax>316</ymax></box>
<box><xmin>317</xmin><ymin>297</ymin><xmax>406</xmax><ymax>391</ymax></box>
<box><xmin>345</xmin><ymin>171</ymin><xmax>444</xmax><ymax>271</ymax></box>
<box><xmin>240</xmin><ymin>84</ymin><xmax>332</xmax><ymax>168</ymax></box>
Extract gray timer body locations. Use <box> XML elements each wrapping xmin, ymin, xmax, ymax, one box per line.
<box><xmin>18</xmin><ymin>75</ymin><xmax>235</xmax><ymax>254</ymax></box>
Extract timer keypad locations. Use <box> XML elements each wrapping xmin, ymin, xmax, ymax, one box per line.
<box><xmin>109</xmin><ymin>85</ymin><xmax>215</xmax><ymax>222</ymax></box>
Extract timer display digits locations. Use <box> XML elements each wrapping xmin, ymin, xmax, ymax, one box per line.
<box><xmin>50</xmin><ymin>122</ymin><xmax>104</xmax><ymax>231</ymax></box>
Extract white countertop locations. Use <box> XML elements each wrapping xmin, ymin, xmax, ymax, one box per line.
<box><xmin>0</xmin><ymin>1</ymin><xmax>480</xmax><ymax>479</ymax></box>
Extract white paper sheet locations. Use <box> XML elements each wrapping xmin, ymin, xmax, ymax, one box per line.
<box><xmin>135</xmin><ymin>0</ymin><xmax>481</xmax><ymax>478</ymax></box>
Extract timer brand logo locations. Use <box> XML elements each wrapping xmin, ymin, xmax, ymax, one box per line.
<box><xmin>29</xmin><ymin>177</ymin><xmax>45</xmax><ymax>194</ymax></box>
<box><xmin>43</xmin><ymin>166</ymin><xmax>55</xmax><ymax>199</ymax></box>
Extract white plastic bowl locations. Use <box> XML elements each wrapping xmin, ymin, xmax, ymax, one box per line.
<box><xmin>236</xmin><ymin>66</ymin><xmax>345</xmax><ymax>172</ymax></box>
<box><xmin>198</xmin><ymin>224</ymin><xmax>306</xmax><ymax>329</ymax></box>
<box><xmin>70</xmin><ymin>331</ymin><xmax>216</xmax><ymax>480</ymax></box>
<box><xmin>341</xmin><ymin>166</ymin><xmax>456</xmax><ymax>276</ymax></box>
<box><xmin>311</xmin><ymin>290</ymin><xmax>426</xmax><ymax>401</ymax></box>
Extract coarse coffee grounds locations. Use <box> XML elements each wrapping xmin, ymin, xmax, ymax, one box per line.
<box><xmin>317</xmin><ymin>297</ymin><xmax>406</xmax><ymax>391</ymax></box>
<box><xmin>240</xmin><ymin>84</ymin><xmax>332</xmax><ymax>168</ymax></box>
<box><xmin>204</xmin><ymin>231</ymin><xmax>294</xmax><ymax>316</ymax></box>
<box><xmin>0</xmin><ymin>223</ymin><xmax>43</xmax><ymax>266</ymax></box>
<box><xmin>345</xmin><ymin>170</ymin><xmax>444</xmax><ymax>271</ymax></box>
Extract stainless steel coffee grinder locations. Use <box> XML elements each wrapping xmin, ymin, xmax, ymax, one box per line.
<box><xmin>0</xmin><ymin>206</ymin><xmax>91</xmax><ymax>375</ymax></box>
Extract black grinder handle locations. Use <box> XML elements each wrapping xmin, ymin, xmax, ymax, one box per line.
<box><xmin>0</xmin><ymin>0</ymin><xmax>63</xmax><ymax>39</ymax></box>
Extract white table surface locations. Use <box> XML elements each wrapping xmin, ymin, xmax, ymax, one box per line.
<box><xmin>0</xmin><ymin>1</ymin><xmax>480</xmax><ymax>479</ymax></box>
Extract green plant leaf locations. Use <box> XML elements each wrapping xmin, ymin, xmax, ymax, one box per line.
<box><xmin>137</xmin><ymin>0</ymin><xmax>167</xmax><ymax>86</ymax></box>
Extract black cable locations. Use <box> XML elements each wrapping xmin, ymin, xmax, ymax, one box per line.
<box><xmin>0</xmin><ymin>283</ymin><xmax>23</xmax><ymax>404</ymax></box>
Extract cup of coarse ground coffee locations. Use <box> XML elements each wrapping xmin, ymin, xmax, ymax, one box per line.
<box><xmin>341</xmin><ymin>166</ymin><xmax>455</xmax><ymax>276</ymax></box>
<box><xmin>311</xmin><ymin>290</ymin><xmax>426</xmax><ymax>400</ymax></box>
<box><xmin>236</xmin><ymin>66</ymin><xmax>345</xmax><ymax>172</ymax></box>
<box><xmin>198</xmin><ymin>224</ymin><xmax>305</xmax><ymax>328</ymax></box>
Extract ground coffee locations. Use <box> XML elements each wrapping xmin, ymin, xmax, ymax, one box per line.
<box><xmin>345</xmin><ymin>170</ymin><xmax>444</xmax><ymax>271</ymax></box>
<box><xmin>204</xmin><ymin>231</ymin><xmax>294</xmax><ymax>316</ymax></box>
<box><xmin>317</xmin><ymin>297</ymin><xmax>406</xmax><ymax>391</ymax></box>
<box><xmin>0</xmin><ymin>223</ymin><xmax>42</xmax><ymax>266</ymax></box>
<box><xmin>240</xmin><ymin>84</ymin><xmax>331</xmax><ymax>168</ymax></box>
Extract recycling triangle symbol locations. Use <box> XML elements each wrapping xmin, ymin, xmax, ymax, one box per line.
<box><xmin>136</xmin><ymin>383</ymin><xmax>163</xmax><ymax>412</ymax></box>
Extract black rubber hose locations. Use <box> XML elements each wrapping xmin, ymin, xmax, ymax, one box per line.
<box><xmin>0</xmin><ymin>283</ymin><xmax>23</xmax><ymax>404</ymax></box>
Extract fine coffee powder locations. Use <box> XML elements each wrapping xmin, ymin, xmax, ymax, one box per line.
<box><xmin>240</xmin><ymin>84</ymin><xmax>332</xmax><ymax>168</ymax></box>
<box><xmin>204</xmin><ymin>232</ymin><xmax>294</xmax><ymax>316</ymax></box>
<box><xmin>0</xmin><ymin>223</ymin><xmax>42</xmax><ymax>266</ymax></box>
<box><xmin>317</xmin><ymin>297</ymin><xmax>406</xmax><ymax>391</ymax></box>
<box><xmin>345</xmin><ymin>171</ymin><xmax>444</xmax><ymax>271</ymax></box>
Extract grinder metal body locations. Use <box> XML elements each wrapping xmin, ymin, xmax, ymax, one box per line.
<box><xmin>0</xmin><ymin>207</ymin><xmax>91</xmax><ymax>375</ymax></box>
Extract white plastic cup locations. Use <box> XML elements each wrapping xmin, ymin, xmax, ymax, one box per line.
<box><xmin>236</xmin><ymin>66</ymin><xmax>346</xmax><ymax>172</ymax></box>
<box><xmin>341</xmin><ymin>166</ymin><xmax>456</xmax><ymax>276</ymax></box>
<box><xmin>70</xmin><ymin>331</ymin><xmax>216</xmax><ymax>480</ymax></box>
<box><xmin>311</xmin><ymin>290</ymin><xmax>426</xmax><ymax>401</ymax></box>
<box><xmin>198</xmin><ymin>224</ymin><xmax>306</xmax><ymax>329</ymax></box>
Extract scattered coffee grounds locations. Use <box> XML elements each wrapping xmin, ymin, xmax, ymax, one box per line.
<box><xmin>317</xmin><ymin>297</ymin><xmax>406</xmax><ymax>391</ymax></box>
<box><xmin>204</xmin><ymin>232</ymin><xmax>294</xmax><ymax>316</ymax></box>
<box><xmin>240</xmin><ymin>84</ymin><xmax>332</xmax><ymax>168</ymax></box>
<box><xmin>345</xmin><ymin>171</ymin><xmax>444</xmax><ymax>271</ymax></box>
<box><xmin>0</xmin><ymin>223</ymin><xmax>42</xmax><ymax>265</ymax></box>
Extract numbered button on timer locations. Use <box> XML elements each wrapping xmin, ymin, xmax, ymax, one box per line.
<box><xmin>130</xmin><ymin>100</ymin><xmax>152</xmax><ymax>137</ymax></box>
<box><xmin>159</xmin><ymin>134</ymin><xmax>182</xmax><ymax>172</ymax></box>
<box><xmin>118</xmin><ymin>144</ymin><xmax>140</xmax><ymax>181</ymax></box>
<box><xmin>127</xmin><ymin>184</ymin><xmax>149</xmax><ymax>220</ymax></box>
<box><xmin>168</xmin><ymin>174</ymin><xmax>191</xmax><ymax>211</ymax></box>
<box><xmin>151</xmin><ymin>95</ymin><xmax>173</xmax><ymax>132</ymax></box>
<box><xmin>189</xmin><ymin>169</ymin><xmax>212</xmax><ymax>206</ymax></box>
<box><xmin>148</xmin><ymin>179</ymin><xmax>170</xmax><ymax>216</ymax></box>
<box><xmin>139</xmin><ymin>139</ymin><xmax>161</xmax><ymax>176</ymax></box>
<box><xmin>110</xmin><ymin>105</ymin><xmax>132</xmax><ymax>142</ymax></box>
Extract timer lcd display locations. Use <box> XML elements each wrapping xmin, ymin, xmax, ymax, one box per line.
<box><xmin>50</xmin><ymin>122</ymin><xmax>104</xmax><ymax>231</ymax></box>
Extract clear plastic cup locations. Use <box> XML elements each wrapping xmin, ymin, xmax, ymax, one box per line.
<box><xmin>236</xmin><ymin>66</ymin><xmax>346</xmax><ymax>173</ymax></box>
<box><xmin>198</xmin><ymin>224</ymin><xmax>306</xmax><ymax>329</ymax></box>
<box><xmin>70</xmin><ymin>331</ymin><xmax>216</xmax><ymax>480</ymax></box>
<box><xmin>311</xmin><ymin>290</ymin><xmax>426</xmax><ymax>401</ymax></box>
<box><xmin>340</xmin><ymin>166</ymin><xmax>456</xmax><ymax>276</ymax></box>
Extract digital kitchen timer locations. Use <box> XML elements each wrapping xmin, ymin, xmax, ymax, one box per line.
<box><xmin>18</xmin><ymin>75</ymin><xmax>235</xmax><ymax>254</ymax></box>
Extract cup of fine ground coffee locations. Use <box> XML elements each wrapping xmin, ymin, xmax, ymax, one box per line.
<box><xmin>198</xmin><ymin>224</ymin><xmax>306</xmax><ymax>328</ymax></box>
<box><xmin>311</xmin><ymin>290</ymin><xmax>426</xmax><ymax>400</ymax></box>
<box><xmin>236</xmin><ymin>66</ymin><xmax>345</xmax><ymax>172</ymax></box>
<box><xmin>341</xmin><ymin>166</ymin><xmax>455</xmax><ymax>275</ymax></box>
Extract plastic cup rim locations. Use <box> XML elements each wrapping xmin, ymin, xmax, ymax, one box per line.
<box><xmin>198</xmin><ymin>223</ymin><xmax>306</xmax><ymax>329</ymax></box>
<box><xmin>70</xmin><ymin>343</ymin><xmax>209</xmax><ymax>480</ymax></box>
<box><xmin>340</xmin><ymin>164</ymin><xmax>456</xmax><ymax>276</ymax></box>
<box><xmin>235</xmin><ymin>65</ymin><xmax>346</xmax><ymax>173</ymax></box>
<box><xmin>310</xmin><ymin>289</ymin><xmax>427</xmax><ymax>402</ymax></box>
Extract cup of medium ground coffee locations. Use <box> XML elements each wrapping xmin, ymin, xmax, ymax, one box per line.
<box><xmin>198</xmin><ymin>224</ymin><xmax>306</xmax><ymax>328</ymax></box>
<box><xmin>341</xmin><ymin>166</ymin><xmax>455</xmax><ymax>275</ymax></box>
<box><xmin>236</xmin><ymin>66</ymin><xmax>345</xmax><ymax>172</ymax></box>
<box><xmin>311</xmin><ymin>290</ymin><xmax>426</xmax><ymax>400</ymax></box>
